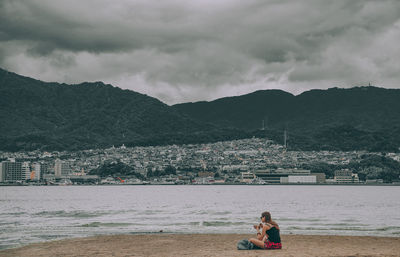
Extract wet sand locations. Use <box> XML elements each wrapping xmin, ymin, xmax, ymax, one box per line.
<box><xmin>1</xmin><ymin>234</ymin><xmax>399</xmax><ymax>257</ymax></box>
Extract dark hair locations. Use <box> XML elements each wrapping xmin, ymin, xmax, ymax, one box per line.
<box><xmin>261</xmin><ymin>211</ymin><xmax>279</xmax><ymax>229</ymax></box>
<box><xmin>261</xmin><ymin>211</ymin><xmax>271</xmax><ymax>222</ymax></box>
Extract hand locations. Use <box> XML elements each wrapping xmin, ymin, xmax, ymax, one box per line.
<box><xmin>253</xmin><ymin>224</ymin><xmax>259</xmax><ymax>229</ymax></box>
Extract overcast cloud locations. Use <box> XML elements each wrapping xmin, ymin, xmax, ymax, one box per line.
<box><xmin>1</xmin><ymin>0</ymin><xmax>400</xmax><ymax>104</ymax></box>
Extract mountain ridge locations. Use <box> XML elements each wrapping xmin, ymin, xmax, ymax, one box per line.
<box><xmin>173</xmin><ymin>86</ymin><xmax>400</xmax><ymax>152</ymax></box>
<box><xmin>1</xmin><ymin>67</ymin><xmax>400</xmax><ymax>152</ymax></box>
<box><xmin>0</xmin><ymin>68</ymin><xmax>243</xmax><ymax>151</ymax></box>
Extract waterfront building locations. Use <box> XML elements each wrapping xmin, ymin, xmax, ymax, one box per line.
<box><xmin>334</xmin><ymin>169</ymin><xmax>359</xmax><ymax>183</ymax></box>
<box><xmin>68</xmin><ymin>175</ymin><xmax>99</xmax><ymax>184</ymax></box>
<box><xmin>40</xmin><ymin>163</ymin><xmax>49</xmax><ymax>174</ymax></box>
<box><xmin>1</xmin><ymin>160</ymin><xmax>30</xmax><ymax>182</ymax></box>
<box><xmin>240</xmin><ymin>171</ymin><xmax>255</xmax><ymax>183</ymax></box>
<box><xmin>287</xmin><ymin>175</ymin><xmax>317</xmax><ymax>184</ymax></box>
<box><xmin>311</xmin><ymin>173</ymin><xmax>326</xmax><ymax>183</ymax></box>
<box><xmin>326</xmin><ymin>178</ymin><xmax>336</xmax><ymax>183</ymax></box>
<box><xmin>193</xmin><ymin>176</ymin><xmax>214</xmax><ymax>184</ymax></box>
<box><xmin>0</xmin><ymin>163</ymin><xmax>5</xmax><ymax>182</ymax></box>
<box><xmin>255</xmin><ymin>168</ymin><xmax>311</xmax><ymax>184</ymax></box>
<box><xmin>366</xmin><ymin>179</ymin><xmax>383</xmax><ymax>184</ymax></box>
<box><xmin>43</xmin><ymin>173</ymin><xmax>55</xmax><ymax>180</ymax></box>
<box><xmin>54</xmin><ymin>159</ymin><xmax>71</xmax><ymax>178</ymax></box>
<box><xmin>198</xmin><ymin>171</ymin><xmax>215</xmax><ymax>177</ymax></box>
<box><xmin>31</xmin><ymin>163</ymin><xmax>41</xmax><ymax>180</ymax></box>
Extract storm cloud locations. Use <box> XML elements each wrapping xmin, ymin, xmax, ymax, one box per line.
<box><xmin>1</xmin><ymin>0</ymin><xmax>400</xmax><ymax>104</ymax></box>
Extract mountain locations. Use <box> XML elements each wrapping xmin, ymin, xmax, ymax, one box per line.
<box><xmin>173</xmin><ymin>87</ymin><xmax>400</xmax><ymax>151</ymax></box>
<box><xmin>2</xmin><ymin>67</ymin><xmax>399</xmax><ymax>152</ymax></box>
<box><xmin>0</xmin><ymin>68</ymin><xmax>243</xmax><ymax>151</ymax></box>
<box><xmin>174</xmin><ymin>90</ymin><xmax>295</xmax><ymax>130</ymax></box>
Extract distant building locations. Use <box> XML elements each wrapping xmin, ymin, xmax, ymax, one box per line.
<box><xmin>31</xmin><ymin>163</ymin><xmax>42</xmax><ymax>181</ymax></box>
<box><xmin>193</xmin><ymin>176</ymin><xmax>214</xmax><ymax>184</ymax></box>
<box><xmin>287</xmin><ymin>175</ymin><xmax>316</xmax><ymax>184</ymax></box>
<box><xmin>334</xmin><ymin>169</ymin><xmax>359</xmax><ymax>183</ymax></box>
<box><xmin>0</xmin><ymin>163</ymin><xmax>5</xmax><ymax>182</ymax></box>
<box><xmin>198</xmin><ymin>171</ymin><xmax>215</xmax><ymax>177</ymax></box>
<box><xmin>255</xmin><ymin>168</ymin><xmax>311</xmax><ymax>184</ymax></box>
<box><xmin>240</xmin><ymin>171</ymin><xmax>255</xmax><ymax>183</ymax></box>
<box><xmin>68</xmin><ymin>175</ymin><xmax>99</xmax><ymax>184</ymax></box>
<box><xmin>311</xmin><ymin>173</ymin><xmax>326</xmax><ymax>183</ymax></box>
<box><xmin>54</xmin><ymin>159</ymin><xmax>71</xmax><ymax>178</ymax></box>
<box><xmin>366</xmin><ymin>179</ymin><xmax>383</xmax><ymax>184</ymax></box>
<box><xmin>43</xmin><ymin>173</ymin><xmax>55</xmax><ymax>182</ymax></box>
<box><xmin>40</xmin><ymin>163</ymin><xmax>49</xmax><ymax>174</ymax></box>
<box><xmin>1</xmin><ymin>160</ymin><xmax>30</xmax><ymax>182</ymax></box>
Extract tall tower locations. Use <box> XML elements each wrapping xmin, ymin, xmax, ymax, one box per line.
<box><xmin>22</xmin><ymin>162</ymin><xmax>30</xmax><ymax>180</ymax></box>
<box><xmin>283</xmin><ymin>129</ymin><xmax>287</xmax><ymax>149</ymax></box>
<box><xmin>0</xmin><ymin>162</ymin><xmax>4</xmax><ymax>182</ymax></box>
<box><xmin>55</xmin><ymin>159</ymin><xmax>62</xmax><ymax>178</ymax></box>
<box><xmin>1</xmin><ymin>160</ymin><xmax>30</xmax><ymax>182</ymax></box>
<box><xmin>55</xmin><ymin>159</ymin><xmax>70</xmax><ymax>178</ymax></box>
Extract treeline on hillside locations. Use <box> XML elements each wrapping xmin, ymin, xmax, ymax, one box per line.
<box><xmin>146</xmin><ymin>165</ymin><xmax>176</xmax><ymax>177</ymax></box>
<box><xmin>0</xmin><ymin>128</ymin><xmax>250</xmax><ymax>152</ymax></box>
<box><xmin>301</xmin><ymin>154</ymin><xmax>400</xmax><ymax>182</ymax></box>
<box><xmin>88</xmin><ymin>161</ymin><xmax>178</xmax><ymax>179</ymax></box>
<box><xmin>88</xmin><ymin>161</ymin><xmax>145</xmax><ymax>180</ymax></box>
<box><xmin>250</xmin><ymin>125</ymin><xmax>400</xmax><ymax>152</ymax></box>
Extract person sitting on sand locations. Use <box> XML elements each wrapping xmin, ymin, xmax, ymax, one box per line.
<box><xmin>249</xmin><ymin>211</ymin><xmax>282</xmax><ymax>250</ymax></box>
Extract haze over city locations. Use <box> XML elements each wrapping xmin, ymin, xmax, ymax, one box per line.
<box><xmin>1</xmin><ymin>0</ymin><xmax>400</xmax><ymax>104</ymax></box>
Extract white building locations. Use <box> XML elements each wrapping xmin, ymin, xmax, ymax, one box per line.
<box><xmin>55</xmin><ymin>159</ymin><xmax>71</xmax><ymax>178</ymax></box>
<box><xmin>240</xmin><ymin>171</ymin><xmax>255</xmax><ymax>183</ymax></box>
<box><xmin>287</xmin><ymin>175</ymin><xmax>317</xmax><ymax>184</ymax></box>
<box><xmin>0</xmin><ymin>163</ymin><xmax>5</xmax><ymax>182</ymax></box>
<box><xmin>31</xmin><ymin>163</ymin><xmax>41</xmax><ymax>180</ymax></box>
<box><xmin>334</xmin><ymin>169</ymin><xmax>359</xmax><ymax>183</ymax></box>
<box><xmin>0</xmin><ymin>160</ymin><xmax>30</xmax><ymax>182</ymax></box>
<box><xmin>22</xmin><ymin>162</ymin><xmax>30</xmax><ymax>180</ymax></box>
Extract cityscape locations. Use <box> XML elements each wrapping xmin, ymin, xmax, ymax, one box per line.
<box><xmin>1</xmin><ymin>138</ymin><xmax>398</xmax><ymax>186</ymax></box>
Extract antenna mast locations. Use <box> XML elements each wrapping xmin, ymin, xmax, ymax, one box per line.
<box><xmin>284</xmin><ymin>129</ymin><xmax>287</xmax><ymax>148</ymax></box>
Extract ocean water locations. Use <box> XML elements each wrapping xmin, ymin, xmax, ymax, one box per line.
<box><xmin>0</xmin><ymin>185</ymin><xmax>399</xmax><ymax>250</ymax></box>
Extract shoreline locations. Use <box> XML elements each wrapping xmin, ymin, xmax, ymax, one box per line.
<box><xmin>1</xmin><ymin>234</ymin><xmax>399</xmax><ymax>257</ymax></box>
<box><xmin>1</xmin><ymin>183</ymin><xmax>399</xmax><ymax>186</ymax></box>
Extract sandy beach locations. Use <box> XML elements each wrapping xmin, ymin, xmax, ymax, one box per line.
<box><xmin>1</xmin><ymin>234</ymin><xmax>399</xmax><ymax>257</ymax></box>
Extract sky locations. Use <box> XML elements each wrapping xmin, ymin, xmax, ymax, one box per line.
<box><xmin>1</xmin><ymin>0</ymin><xmax>400</xmax><ymax>104</ymax></box>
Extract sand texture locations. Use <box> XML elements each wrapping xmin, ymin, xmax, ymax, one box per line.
<box><xmin>1</xmin><ymin>234</ymin><xmax>399</xmax><ymax>257</ymax></box>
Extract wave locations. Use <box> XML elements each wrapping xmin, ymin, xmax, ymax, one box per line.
<box><xmin>210</xmin><ymin>211</ymin><xmax>232</xmax><ymax>215</ymax></box>
<box><xmin>169</xmin><ymin>222</ymin><xmax>201</xmax><ymax>226</ymax></box>
<box><xmin>0</xmin><ymin>212</ymin><xmax>27</xmax><ymax>216</ymax></box>
<box><xmin>279</xmin><ymin>218</ymin><xmax>324</xmax><ymax>222</ymax></box>
<box><xmin>80</xmin><ymin>222</ymin><xmax>133</xmax><ymax>228</ymax></box>
<box><xmin>375</xmin><ymin>226</ymin><xmax>400</xmax><ymax>231</ymax></box>
<box><xmin>202</xmin><ymin>221</ymin><xmax>247</xmax><ymax>227</ymax></box>
<box><xmin>286</xmin><ymin>226</ymin><xmax>400</xmax><ymax>232</ymax></box>
<box><xmin>0</xmin><ymin>221</ymin><xmax>20</xmax><ymax>226</ymax></box>
<box><xmin>187</xmin><ymin>210</ymin><xmax>232</xmax><ymax>215</ymax></box>
<box><xmin>34</xmin><ymin>210</ymin><xmax>108</xmax><ymax>218</ymax></box>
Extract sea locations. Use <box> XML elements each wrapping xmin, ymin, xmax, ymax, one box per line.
<box><xmin>1</xmin><ymin>185</ymin><xmax>399</xmax><ymax>250</ymax></box>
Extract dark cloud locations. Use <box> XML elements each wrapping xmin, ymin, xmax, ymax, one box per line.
<box><xmin>1</xmin><ymin>0</ymin><xmax>400</xmax><ymax>104</ymax></box>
